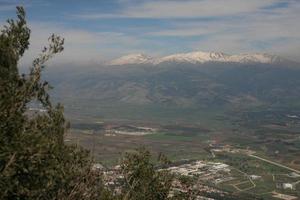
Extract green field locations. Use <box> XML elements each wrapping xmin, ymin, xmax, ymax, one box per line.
<box><xmin>66</xmin><ymin>109</ymin><xmax>300</xmax><ymax>199</ymax></box>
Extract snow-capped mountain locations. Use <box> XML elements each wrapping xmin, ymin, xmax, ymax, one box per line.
<box><xmin>157</xmin><ymin>51</ymin><xmax>231</xmax><ymax>64</ymax></box>
<box><xmin>107</xmin><ymin>53</ymin><xmax>154</xmax><ymax>65</ymax></box>
<box><xmin>108</xmin><ymin>51</ymin><xmax>286</xmax><ymax>65</ymax></box>
<box><xmin>50</xmin><ymin>50</ymin><xmax>300</xmax><ymax>122</ymax></box>
<box><xmin>229</xmin><ymin>53</ymin><xmax>284</xmax><ymax>64</ymax></box>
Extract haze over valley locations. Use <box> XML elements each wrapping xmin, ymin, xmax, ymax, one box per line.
<box><xmin>1</xmin><ymin>1</ymin><xmax>300</xmax><ymax>199</ymax></box>
<box><xmin>44</xmin><ymin>50</ymin><xmax>300</xmax><ymax>199</ymax></box>
<box><xmin>47</xmin><ymin>50</ymin><xmax>300</xmax><ymax>124</ymax></box>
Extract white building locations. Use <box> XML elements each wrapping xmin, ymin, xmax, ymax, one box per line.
<box><xmin>92</xmin><ymin>163</ymin><xmax>104</xmax><ymax>171</ymax></box>
<box><xmin>249</xmin><ymin>175</ymin><xmax>262</xmax><ymax>180</ymax></box>
<box><xmin>282</xmin><ymin>183</ymin><xmax>294</xmax><ymax>190</ymax></box>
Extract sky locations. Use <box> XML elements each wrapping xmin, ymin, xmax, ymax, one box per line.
<box><xmin>0</xmin><ymin>0</ymin><xmax>300</xmax><ymax>65</ymax></box>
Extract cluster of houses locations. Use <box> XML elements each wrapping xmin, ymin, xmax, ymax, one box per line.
<box><xmin>92</xmin><ymin>157</ymin><xmax>300</xmax><ymax>199</ymax></box>
<box><xmin>92</xmin><ymin>161</ymin><xmax>229</xmax><ymax>198</ymax></box>
<box><xmin>104</xmin><ymin>125</ymin><xmax>157</xmax><ymax>136</ymax></box>
<box><xmin>166</xmin><ymin>160</ymin><xmax>230</xmax><ymax>177</ymax></box>
<box><xmin>276</xmin><ymin>182</ymin><xmax>298</xmax><ymax>191</ymax></box>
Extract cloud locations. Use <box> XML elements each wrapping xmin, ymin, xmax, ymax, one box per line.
<box><xmin>148</xmin><ymin>26</ymin><xmax>214</xmax><ymax>37</ymax></box>
<box><xmin>0</xmin><ymin>0</ymin><xmax>37</xmax><ymax>12</ymax></box>
<box><xmin>141</xmin><ymin>0</ymin><xmax>300</xmax><ymax>61</ymax></box>
<box><xmin>2</xmin><ymin>0</ymin><xmax>299</xmax><ymax>64</ymax></box>
<box><xmin>0</xmin><ymin>5</ymin><xmax>16</xmax><ymax>12</ymax></box>
<box><xmin>19</xmin><ymin>22</ymin><xmax>146</xmax><ymax>66</ymax></box>
<box><xmin>75</xmin><ymin>0</ymin><xmax>283</xmax><ymax>19</ymax></box>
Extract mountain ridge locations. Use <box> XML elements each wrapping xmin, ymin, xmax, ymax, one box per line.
<box><xmin>107</xmin><ymin>51</ymin><xmax>288</xmax><ymax>66</ymax></box>
<box><xmin>48</xmin><ymin>57</ymin><xmax>300</xmax><ymax>122</ymax></box>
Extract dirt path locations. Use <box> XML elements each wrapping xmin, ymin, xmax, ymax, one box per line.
<box><xmin>249</xmin><ymin>154</ymin><xmax>300</xmax><ymax>174</ymax></box>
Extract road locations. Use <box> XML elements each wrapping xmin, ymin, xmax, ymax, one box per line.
<box><xmin>248</xmin><ymin>154</ymin><xmax>300</xmax><ymax>174</ymax></box>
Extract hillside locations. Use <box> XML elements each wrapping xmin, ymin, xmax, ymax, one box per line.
<box><xmin>46</xmin><ymin>51</ymin><xmax>300</xmax><ymax>122</ymax></box>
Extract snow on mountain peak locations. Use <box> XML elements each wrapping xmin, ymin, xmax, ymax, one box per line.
<box><xmin>108</xmin><ymin>53</ymin><xmax>154</xmax><ymax>65</ymax></box>
<box><xmin>229</xmin><ymin>53</ymin><xmax>283</xmax><ymax>64</ymax></box>
<box><xmin>157</xmin><ymin>51</ymin><xmax>231</xmax><ymax>64</ymax></box>
<box><xmin>108</xmin><ymin>51</ymin><xmax>286</xmax><ymax>66</ymax></box>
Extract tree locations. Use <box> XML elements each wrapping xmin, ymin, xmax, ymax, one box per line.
<box><xmin>1</xmin><ymin>7</ymin><xmax>246</xmax><ymax>200</ymax></box>
<box><xmin>0</xmin><ymin>7</ymin><xmax>106</xmax><ymax>200</ymax></box>
<box><xmin>120</xmin><ymin>147</ymin><xmax>174</xmax><ymax>200</ymax></box>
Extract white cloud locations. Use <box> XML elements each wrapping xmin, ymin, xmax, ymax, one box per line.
<box><xmin>2</xmin><ymin>0</ymin><xmax>300</xmax><ymax>64</ymax></box>
<box><xmin>19</xmin><ymin>22</ymin><xmax>145</xmax><ymax>66</ymax></box>
<box><xmin>0</xmin><ymin>0</ymin><xmax>38</xmax><ymax>12</ymax></box>
<box><xmin>0</xmin><ymin>5</ymin><xmax>16</xmax><ymax>11</ymax></box>
<box><xmin>75</xmin><ymin>0</ymin><xmax>282</xmax><ymax>19</ymax></box>
<box><xmin>143</xmin><ymin>1</ymin><xmax>300</xmax><ymax>61</ymax></box>
<box><xmin>148</xmin><ymin>26</ymin><xmax>215</xmax><ymax>37</ymax></box>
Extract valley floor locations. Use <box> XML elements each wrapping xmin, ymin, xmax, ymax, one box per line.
<box><xmin>65</xmin><ymin>119</ymin><xmax>300</xmax><ymax>199</ymax></box>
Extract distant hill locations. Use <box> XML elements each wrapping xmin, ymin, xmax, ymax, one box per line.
<box><xmin>46</xmin><ymin>51</ymin><xmax>300</xmax><ymax>123</ymax></box>
<box><xmin>107</xmin><ymin>51</ymin><xmax>291</xmax><ymax>65</ymax></box>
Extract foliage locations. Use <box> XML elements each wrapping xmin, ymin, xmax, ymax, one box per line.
<box><xmin>0</xmin><ymin>7</ymin><xmax>107</xmax><ymax>200</ymax></box>
<box><xmin>120</xmin><ymin>147</ymin><xmax>174</xmax><ymax>200</ymax></box>
<box><xmin>0</xmin><ymin>7</ymin><xmax>178</xmax><ymax>200</ymax></box>
<box><xmin>0</xmin><ymin>7</ymin><xmax>254</xmax><ymax>200</ymax></box>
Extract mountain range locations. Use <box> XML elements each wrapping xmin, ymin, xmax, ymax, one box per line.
<box><xmin>47</xmin><ymin>50</ymin><xmax>300</xmax><ymax>122</ymax></box>
<box><xmin>107</xmin><ymin>51</ymin><xmax>288</xmax><ymax>66</ymax></box>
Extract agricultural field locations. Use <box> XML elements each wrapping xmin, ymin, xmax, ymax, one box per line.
<box><xmin>213</xmin><ymin>152</ymin><xmax>300</xmax><ymax>199</ymax></box>
<box><xmin>65</xmin><ymin>111</ymin><xmax>300</xmax><ymax>199</ymax></box>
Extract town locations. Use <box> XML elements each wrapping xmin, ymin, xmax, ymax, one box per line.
<box><xmin>91</xmin><ymin>142</ymin><xmax>300</xmax><ymax>200</ymax></box>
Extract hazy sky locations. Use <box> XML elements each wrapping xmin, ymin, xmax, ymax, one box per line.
<box><xmin>0</xmin><ymin>0</ymin><xmax>300</xmax><ymax>65</ymax></box>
